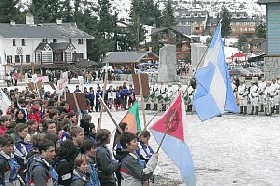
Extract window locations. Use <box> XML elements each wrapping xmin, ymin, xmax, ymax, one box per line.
<box><xmin>78</xmin><ymin>39</ymin><xmax>83</xmax><ymax>44</ymax></box>
<box><xmin>22</xmin><ymin>39</ymin><xmax>25</xmax><ymax>46</ymax></box>
<box><xmin>15</xmin><ymin>55</ymin><xmax>20</xmax><ymax>63</ymax></box>
<box><xmin>36</xmin><ymin>53</ymin><xmax>41</xmax><ymax>63</ymax></box>
<box><xmin>73</xmin><ymin>53</ymin><xmax>84</xmax><ymax>61</ymax></box>
<box><xmin>53</xmin><ymin>39</ymin><xmax>57</xmax><ymax>43</ymax></box>
<box><xmin>42</xmin><ymin>39</ymin><xmax>48</xmax><ymax>43</ymax></box>
<box><xmin>13</xmin><ymin>39</ymin><xmax>16</xmax><ymax>46</ymax></box>
<box><xmin>26</xmin><ymin>55</ymin><xmax>30</xmax><ymax>63</ymax></box>
<box><xmin>7</xmin><ymin>56</ymin><xmax>12</xmax><ymax>64</ymax></box>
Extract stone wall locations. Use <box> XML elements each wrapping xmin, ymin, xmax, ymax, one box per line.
<box><xmin>264</xmin><ymin>56</ymin><xmax>280</xmax><ymax>80</ymax></box>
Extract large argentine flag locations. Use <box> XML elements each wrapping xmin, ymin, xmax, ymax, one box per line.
<box><xmin>193</xmin><ymin>25</ymin><xmax>238</xmax><ymax>121</ymax></box>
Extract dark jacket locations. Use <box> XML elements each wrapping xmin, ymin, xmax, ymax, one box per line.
<box><xmin>96</xmin><ymin>145</ymin><xmax>119</xmax><ymax>185</ymax></box>
<box><xmin>55</xmin><ymin>158</ymin><xmax>73</xmax><ymax>186</ymax></box>
<box><xmin>27</xmin><ymin>156</ymin><xmax>57</xmax><ymax>186</ymax></box>
<box><xmin>0</xmin><ymin>151</ymin><xmax>21</xmax><ymax>185</ymax></box>
<box><xmin>70</xmin><ymin>169</ymin><xmax>90</xmax><ymax>186</ymax></box>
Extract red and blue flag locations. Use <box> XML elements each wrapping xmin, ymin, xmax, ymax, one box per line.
<box><xmin>150</xmin><ymin>92</ymin><xmax>196</xmax><ymax>185</ymax></box>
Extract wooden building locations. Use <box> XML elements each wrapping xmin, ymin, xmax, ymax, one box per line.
<box><xmin>151</xmin><ymin>26</ymin><xmax>198</xmax><ymax>63</ymax></box>
<box><xmin>102</xmin><ymin>51</ymin><xmax>159</xmax><ymax>69</ymax></box>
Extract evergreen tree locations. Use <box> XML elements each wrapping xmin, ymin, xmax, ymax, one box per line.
<box><xmin>153</xmin><ymin>3</ymin><xmax>162</xmax><ymax>28</ymax></box>
<box><xmin>127</xmin><ymin>0</ymin><xmax>148</xmax><ymax>50</ymax></box>
<box><xmin>220</xmin><ymin>6</ymin><xmax>231</xmax><ymax>38</ymax></box>
<box><xmin>88</xmin><ymin>0</ymin><xmax>119</xmax><ymax>61</ymax></box>
<box><xmin>237</xmin><ymin>35</ymin><xmax>249</xmax><ymax>53</ymax></box>
<box><xmin>161</xmin><ymin>0</ymin><xmax>176</xmax><ymax>27</ymax></box>
<box><xmin>256</xmin><ymin>21</ymin><xmax>266</xmax><ymax>39</ymax></box>
<box><xmin>73</xmin><ymin>1</ymin><xmax>99</xmax><ymax>61</ymax></box>
<box><xmin>151</xmin><ymin>34</ymin><xmax>163</xmax><ymax>55</ymax></box>
<box><xmin>59</xmin><ymin>0</ymin><xmax>75</xmax><ymax>22</ymax></box>
<box><xmin>30</xmin><ymin>0</ymin><xmax>60</xmax><ymax>23</ymax></box>
<box><xmin>138</xmin><ymin>0</ymin><xmax>161</xmax><ymax>26</ymax></box>
<box><xmin>0</xmin><ymin>0</ymin><xmax>23</xmax><ymax>23</ymax></box>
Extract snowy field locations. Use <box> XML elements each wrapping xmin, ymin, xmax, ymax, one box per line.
<box><xmin>3</xmin><ymin>82</ymin><xmax>280</xmax><ymax>186</ymax></box>
<box><xmin>93</xmin><ymin>111</ymin><xmax>280</xmax><ymax>186</ymax></box>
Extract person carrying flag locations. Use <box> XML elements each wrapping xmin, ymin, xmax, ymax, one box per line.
<box><xmin>119</xmin><ymin>132</ymin><xmax>158</xmax><ymax>186</ymax></box>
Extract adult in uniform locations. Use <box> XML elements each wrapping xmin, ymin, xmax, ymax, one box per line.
<box><xmin>157</xmin><ymin>83</ymin><xmax>168</xmax><ymax>111</ymax></box>
<box><xmin>258</xmin><ymin>77</ymin><xmax>266</xmax><ymax>112</ymax></box>
<box><xmin>249</xmin><ymin>81</ymin><xmax>259</xmax><ymax>115</ymax></box>
<box><xmin>186</xmin><ymin>84</ymin><xmax>195</xmax><ymax>112</ymax></box>
<box><xmin>150</xmin><ymin>85</ymin><xmax>159</xmax><ymax>111</ymax></box>
<box><xmin>264</xmin><ymin>81</ymin><xmax>276</xmax><ymax>115</ymax></box>
<box><xmin>238</xmin><ymin>80</ymin><xmax>249</xmax><ymax>114</ymax></box>
<box><xmin>271</xmin><ymin>78</ymin><xmax>280</xmax><ymax>114</ymax></box>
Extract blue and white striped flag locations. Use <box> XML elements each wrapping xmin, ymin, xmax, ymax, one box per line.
<box><xmin>193</xmin><ymin>24</ymin><xmax>238</xmax><ymax>121</ymax></box>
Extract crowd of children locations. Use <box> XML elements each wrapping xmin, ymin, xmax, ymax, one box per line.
<box><xmin>0</xmin><ymin>87</ymin><xmax>158</xmax><ymax>186</ymax></box>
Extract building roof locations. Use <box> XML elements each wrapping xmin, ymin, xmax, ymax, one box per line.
<box><xmin>206</xmin><ymin>17</ymin><xmax>219</xmax><ymax>25</ymax></box>
<box><xmin>35</xmin><ymin>42</ymin><xmax>75</xmax><ymax>52</ymax></box>
<box><xmin>49</xmin><ymin>42</ymin><xmax>75</xmax><ymax>50</ymax></box>
<box><xmin>35</xmin><ymin>42</ymin><xmax>48</xmax><ymax>51</ymax></box>
<box><xmin>0</xmin><ymin>22</ymin><xmax>93</xmax><ymax>39</ymax></box>
<box><xmin>77</xmin><ymin>59</ymin><xmax>99</xmax><ymax>66</ymax></box>
<box><xmin>176</xmin><ymin>17</ymin><xmax>206</xmax><ymax>22</ymax></box>
<box><xmin>258</xmin><ymin>0</ymin><xmax>280</xmax><ymax>4</ymax></box>
<box><xmin>151</xmin><ymin>26</ymin><xmax>192</xmax><ymax>38</ymax></box>
<box><xmin>231</xmin><ymin>18</ymin><xmax>257</xmax><ymax>23</ymax></box>
<box><xmin>103</xmin><ymin>51</ymin><xmax>158</xmax><ymax>64</ymax></box>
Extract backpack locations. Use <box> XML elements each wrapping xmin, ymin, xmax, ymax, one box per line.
<box><xmin>25</xmin><ymin>157</ymin><xmax>58</xmax><ymax>186</ymax></box>
<box><xmin>0</xmin><ymin>155</ymin><xmax>21</xmax><ymax>185</ymax></box>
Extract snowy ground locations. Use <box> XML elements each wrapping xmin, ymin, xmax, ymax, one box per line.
<box><xmin>92</xmin><ymin>111</ymin><xmax>280</xmax><ymax>186</ymax></box>
<box><xmin>3</xmin><ymin>82</ymin><xmax>280</xmax><ymax>186</ymax></box>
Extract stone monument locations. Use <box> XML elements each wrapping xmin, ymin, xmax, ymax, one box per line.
<box><xmin>158</xmin><ymin>44</ymin><xmax>177</xmax><ymax>83</ymax></box>
<box><xmin>190</xmin><ymin>43</ymin><xmax>207</xmax><ymax>71</ymax></box>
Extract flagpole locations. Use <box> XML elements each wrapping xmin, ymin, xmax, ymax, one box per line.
<box><xmin>98</xmin><ymin>97</ymin><xmax>123</xmax><ymax>133</ymax></box>
<box><xmin>142</xmin><ymin>110</ymin><xmax>161</xmax><ymax>131</ymax></box>
<box><xmin>155</xmin><ymin>101</ymin><xmax>182</xmax><ymax>153</ymax></box>
<box><xmin>98</xmin><ymin>62</ymin><xmax>109</xmax><ymax>130</ymax></box>
<box><xmin>194</xmin><ymin>23</ymin><xmax>222</xmax><ymax>75</ymax></box>
<box><xmin>138</xmin><ymin>73</ymin><xmax>147</xmax><ymax>128</ymax></box>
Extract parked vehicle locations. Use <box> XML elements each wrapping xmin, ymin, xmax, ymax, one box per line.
<box><xmin>143</xmin><ymin>68</ymin><xmax>158</xmax><ymax>75</ymax></box>
<box><xmin>229</xmin><ymin>67</ymin><xmax>255</xmax><ymax>80</ymax></box>
<box><xmin>246</xmin><ymin>67</ymin><xmax>264</xmax><ymax>79</ymax></box>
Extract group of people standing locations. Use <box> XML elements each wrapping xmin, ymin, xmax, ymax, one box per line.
<box><xmin>0</xmin><ymin>85</ymin><xmax>159</xmax><ymax>186</ymax></box>
<box><xmin>143</xmin><ymin>80</ymin><xmax>196</xmax><ymax>113</ymax></box>
<box><xmin>233</xmin><ymin>77</ymin><xmax>280</xmax><ymax>115</ymax></box>
<box><xmin>73</xmin><ymin>82</ymin><xmax>136</xmax><ymax>113</ymax></box>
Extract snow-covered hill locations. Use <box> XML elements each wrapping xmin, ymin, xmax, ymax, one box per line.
<box><xmin>19</xmin><ymin>0</ymin><xmax>265</xmax><ymax>20</ymax></box>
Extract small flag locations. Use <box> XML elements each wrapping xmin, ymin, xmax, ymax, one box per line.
<box><xmin>193</xmin><ymin>24</ymin><xmax>238</xmax><ymax>121</ymax></box>
<box><xmin>31</xmin><ymin>73</ymin><xmax>38</xmax><ymax>83</ymax></box>
<box><xmin>150</xmin><ymin>92</ymin><xmax>196</xmax><ymax>185</ymax></box>
<box><xmin>120</xmin><ymin>101</ymin><xmax>141</xmax><ymax>134</ymax></box>
<box><xmin>0</xmin><ymin>89</ymin><xmax>11</xmax><ymax>113</ymax></box>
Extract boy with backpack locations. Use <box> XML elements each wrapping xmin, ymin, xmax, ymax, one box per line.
<box><xmin>0</xmin><ymin>134</ymin><xmax>22</xmax><ymax>186</ymax></box>
<box><xmin>26</xmin><ymin>139</ymin><xmax>57</xmax><ymax>186</ymax></box>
